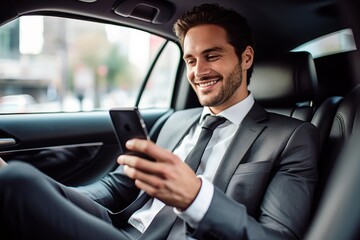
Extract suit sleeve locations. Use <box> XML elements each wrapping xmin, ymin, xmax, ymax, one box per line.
<box><xmin>190</xmin><ymin>122</ymin><xmax>319</xmax><ymax>240</ymax></box>
<box><xmin>73</xmin><ymin>165</ymin><xmax>140</xmax><ymax>212</ymax></box>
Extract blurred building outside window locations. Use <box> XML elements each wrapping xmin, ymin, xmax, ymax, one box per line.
<box><xmin>0</xmin><ymin>16</ymin><xmax>180</xmax><ymax>113</ymax></box>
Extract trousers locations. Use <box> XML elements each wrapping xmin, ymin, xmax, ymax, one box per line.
<box><xmin>0</xmin><ymin>161</ymin><xmax>141</xmax><ymax>240</ymax></box>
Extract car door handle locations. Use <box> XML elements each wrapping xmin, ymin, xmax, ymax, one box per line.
<box><xmin>0</xmin><ymin>138</ymin><xmax>16</xmax><ymax>147</ymax></box>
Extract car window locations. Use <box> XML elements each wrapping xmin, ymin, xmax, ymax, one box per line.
<box><xmin>0</xmin><ymin>16</ymin><xmax>180</xmax><ymax>113</ymax></box>
<box><xmin>292</xmin><ymin>28</ymin><xmax>356</xmax><ymax>58</ymax></box>
<box><xmin>139</xmin><ymin>41</ymin><xmax>180</xmax><ymax>108</ymax></box>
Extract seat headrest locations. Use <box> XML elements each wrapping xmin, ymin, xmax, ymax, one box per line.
<box><xmin>249</xmin><ymin>52</ymin><xmax>318</xmax><ymax>107</ymax></box>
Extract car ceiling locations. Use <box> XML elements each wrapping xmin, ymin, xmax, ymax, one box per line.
<box><xmin>0</xmin><ymin>0</ymin><xmax>346</xmax><ymax>57</ymax></box>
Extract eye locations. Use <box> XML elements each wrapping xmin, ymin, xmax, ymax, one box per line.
<box><xmin>186</xmin><ymin>58</ymin><xmax>196</xmax><ymax>66</ymax></box>
<box><xmin>206</xmin><ymin>54</ymin><xmax>220</xmax><ymax>61</ymax></box>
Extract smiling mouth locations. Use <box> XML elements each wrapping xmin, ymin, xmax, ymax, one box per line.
<box><xmin>197</xmin><ymin>80</ymin><xmax>219</xmax><ymax>89</ymax></box>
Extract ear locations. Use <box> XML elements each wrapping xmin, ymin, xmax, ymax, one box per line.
<box><xmin>241</xmin><ymin>46</ymin><xmax>254</xmax><ymax>70</ymax></box>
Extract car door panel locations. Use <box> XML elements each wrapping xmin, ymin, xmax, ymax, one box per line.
<box><xmin>0</xmin><ymin>108</ymin><xmax>173</xmax><ymax>185</ymax></box>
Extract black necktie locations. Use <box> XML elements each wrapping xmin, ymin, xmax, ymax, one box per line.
<box><xmin>186</xmin><ymin>115</ymin><xmax>226</xmax><ymax>172</ymax></box>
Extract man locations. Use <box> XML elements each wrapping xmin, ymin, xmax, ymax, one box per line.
<box><xmin>0</xmin><ymin>3</ymin><xmax>319</xmax><ymax>239</ymax></box>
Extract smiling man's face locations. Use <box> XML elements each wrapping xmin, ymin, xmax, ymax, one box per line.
<box><xmin>183</xmin><ymin>24</ymin><xmax>253</xmax><ymax>114</ymax></box>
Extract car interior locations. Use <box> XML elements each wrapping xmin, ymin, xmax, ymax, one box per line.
<box><xmin>0</xmin><ymin>0</ymin><xmax>359</xmax><ymax>238</ymax></box>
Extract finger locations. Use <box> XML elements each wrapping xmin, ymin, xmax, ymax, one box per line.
<box><xmin>118</xmin><ymin>154</ymin><xmax>154</xmax><ymax>171</ymax></box>
<box><xmin>118</xmin><ymin>154</ymin><xmax>170</xmax><ymax>178</ymax></box>
<box><xmin>134</xmin><ymin>179</ymin><xmax>164</xmax><ymax>198</ymax></box>
<box><xmin>123</xmin><ymin>165</ymin><xmax>166</xmax><ymax>191</ymax></box>
<box><xmin>0</xmin><ymin>157</ymin><xmax>7</xmax><ymax>167</ymax></box>
<box><xmin>126</xmin><ymin>139</ymin><xmax>179</xmax><ymax>164</ymax></box>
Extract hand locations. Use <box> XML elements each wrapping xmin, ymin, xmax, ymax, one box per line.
<box><xmin>0</xmin><ymin>157</ymin><xmax>7</xmax><ymax>168</ymax></box>
<box><xmin>117</xmin><ymin>139</ymin><xmax>202</xmax><ymax>211</ymax></box>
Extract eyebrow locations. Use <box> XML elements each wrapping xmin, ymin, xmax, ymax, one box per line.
<box><xmin>183</xmin><ymin>47</ymin><xmax>224</xmax><ymax>59</ymax></box>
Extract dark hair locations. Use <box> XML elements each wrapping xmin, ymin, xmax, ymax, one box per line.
<box><xmin>173</xmin><ymin>3</ymin><xmax>255</xmax><ymax>83</ymax></box>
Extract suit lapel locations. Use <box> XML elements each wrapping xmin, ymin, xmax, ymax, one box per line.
<box><xmin>157</xmin><ymin>108</ymin><xmax>202</xmax><ymax>151</ymax></box>
<box><xmin>213</xmin><ymin>103</ymin><xmax>268</xmax><ymax>192</ymax></box>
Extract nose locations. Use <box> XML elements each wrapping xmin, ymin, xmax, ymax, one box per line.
<box><xmin>194</xmin><ymin>59</ymin><xmax>210</xmax><ymax>78</ymax></box>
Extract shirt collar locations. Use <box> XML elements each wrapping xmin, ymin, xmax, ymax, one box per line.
<box><xmin>199</xmin><ymin>93</ymin><xmax>255</xmax><ymax>126</ymax></box>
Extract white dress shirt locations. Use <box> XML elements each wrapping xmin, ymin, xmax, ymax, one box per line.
<box><xmin>128</xmin><ymin>94</ymin><xmax>255</xmax><ymax>233</ymax></box>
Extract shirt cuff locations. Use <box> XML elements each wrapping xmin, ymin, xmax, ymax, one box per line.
<box><xmin>173</xmin><ymin>175</ymin><xmax>214</xmax><ymax>228</ymax></box>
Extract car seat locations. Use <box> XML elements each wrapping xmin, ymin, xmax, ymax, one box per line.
<box><xmin>249</xmin><ymin>51</ymin><xmax>319</xmax><ymax>122</ymax></box>
<box><xmin>311</xmin><ymin>84</ymin><xmax>360</xmax><ymax>218</ymax></box>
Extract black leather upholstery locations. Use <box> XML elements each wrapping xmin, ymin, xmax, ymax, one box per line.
<box><xmin>312</xmin><ymin>84</ymin><xmax>360</xmax><ymax>220</ymax></box>
<box><xmin>330</xmin><ymin>84</ymin><xmax>360</xmax><ymax>140</ymax></box>
<box><xmin>249</xmin><ymin>51</ymin><xmax>343</xmax><ymax>151</ymax></box>
<box><xmin>249</xmin><ymin>51</ymin><xmax>319</xmax><ymax>121</ymax></box>
<box><xmin>311</xmin><ymin>96</ymin><xmax>343</xmax><ymax>149</ymax></box>
<box><xmin>305</xmin><ymin>119</ymin><xmax>360</xmax><ymax>240</ymax></box>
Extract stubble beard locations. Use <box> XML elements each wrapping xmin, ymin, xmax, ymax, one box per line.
<box><xmin>198</xmin><ymin>63</ymin><xmax>243</xmax><ymax>107</ymax></box>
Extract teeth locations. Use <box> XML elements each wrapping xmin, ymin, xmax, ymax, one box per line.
<box><xmin>198</xmin><ymin>81</ymin><xmax>217</xmax><ymax>88</ymax></box>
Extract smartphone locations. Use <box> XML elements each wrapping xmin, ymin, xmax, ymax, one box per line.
<box><xmin>109</xmin><ymin>107</ymin><xmax>154</xmax><ymax>160</ymax></box>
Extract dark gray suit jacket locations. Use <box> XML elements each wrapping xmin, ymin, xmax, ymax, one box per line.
<box><xmin>82</xmin><ymin>102</ymin><xmax>319</xmax><ymax>240</ymax></box>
